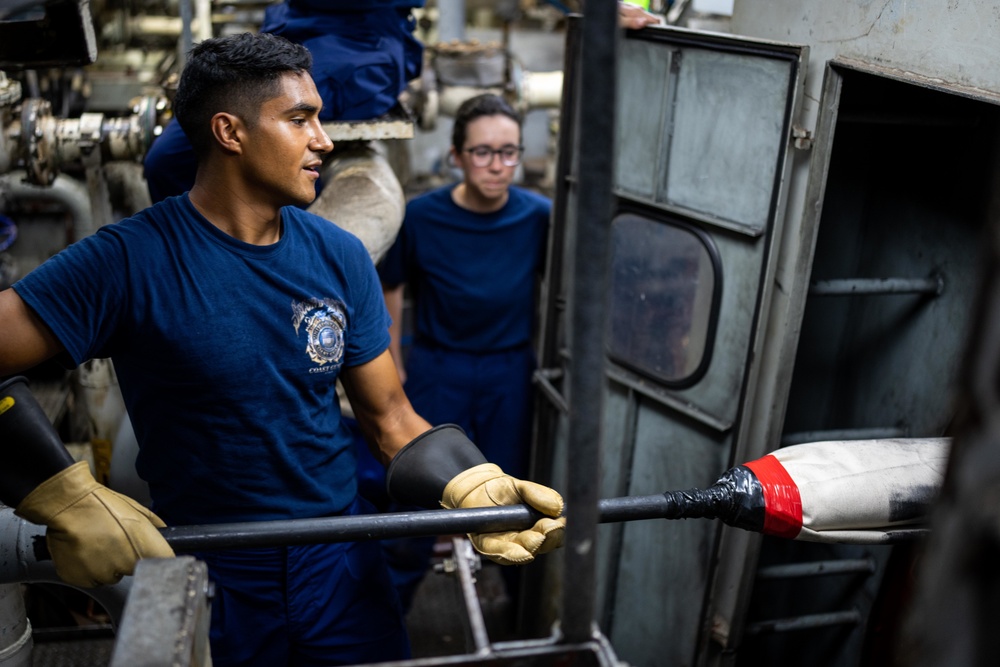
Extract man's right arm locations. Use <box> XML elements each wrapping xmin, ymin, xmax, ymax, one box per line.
<box><xmin>0</xmin><ymin>288</ymin><xmax>175</xmax><ymax>587</ymax></box>
<box><xmin>0</xmin><ymin>288</ymin><xmax>65</xmax><ymax>376</ymax></box>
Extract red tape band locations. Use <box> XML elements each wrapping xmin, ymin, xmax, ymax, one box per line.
<box><xmin>744</xmin><ymin>454</ymin><xmax>802</xmax><ymax>539</ymax></box>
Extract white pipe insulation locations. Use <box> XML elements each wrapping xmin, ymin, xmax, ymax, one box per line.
<box><xmin>518</xmin><ymin>70</ymin><xmax>564</xmax><ymax>109</ymax></box>
<box><xmin>309</xmin><ymin>142</ymin><xmax>406</xmax><ymax>265</ymax></box>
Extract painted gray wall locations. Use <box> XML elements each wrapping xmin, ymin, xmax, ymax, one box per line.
<box><xmin>733</xmin><ymin>0</ymin><xmax>1000</xmax><ymax>125</ymax></box>
<box><xmin>728</xmin><ymin>0</ymin><xmax>1000</xmax><ymax>452</ymax></box>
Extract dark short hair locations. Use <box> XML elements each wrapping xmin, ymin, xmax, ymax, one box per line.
<box><xmin>172</xmin><ymin>32</ymin><xmax>313</xmax><ymax>158</ymax></box>
<box><xmin>451</xmin><ymin>94</ymin><xmax>522</xmax><ymax>151</ymax></box>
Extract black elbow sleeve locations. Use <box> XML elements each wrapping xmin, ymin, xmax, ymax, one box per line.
<box><xmin>385</xmin><ymin>424</ymin><xmax>487</xmax><ymax>509</ymax></box>
<box><xmin>0</xmin><ymin>376</ymin><xmax>76</xmax><ymax>508</ymax></box>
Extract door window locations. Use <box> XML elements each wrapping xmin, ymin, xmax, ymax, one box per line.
<box><xmin>607</xmin><ymin>211</ymin><xmax>721</xmax><ymax>386</ymax></box>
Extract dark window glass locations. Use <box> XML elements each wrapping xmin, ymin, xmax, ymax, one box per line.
<box><xmin>607</xmin><ymin>212</ymin><xmax>720</xmax><ymax>385</ymax></box>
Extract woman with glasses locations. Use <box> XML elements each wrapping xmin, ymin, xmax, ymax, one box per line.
<box><xmin>377</xmin><ymin>93</ymin><xmax>551</xmax><ymax>608</ymax></box>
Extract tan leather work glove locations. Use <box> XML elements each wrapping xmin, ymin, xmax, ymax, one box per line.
<box><xmin>15</xmin><ymin>461</ymin><xmax>175</xmax><ymax>587</ymax></box>
<box><xmin>442</xmin><ymin>463</ymin><xmax>566</xmax><ymax>565</ymax></box>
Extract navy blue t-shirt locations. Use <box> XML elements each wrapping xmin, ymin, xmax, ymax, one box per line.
<box><xmin>14</xmin><ymin>195</ymin><xmax>390</xmax><ymax>525</ymax></box>
<box><xmin>378</xmin><ymin>186</ymin><xmax>551</xmax><ymax>352</ymax></box>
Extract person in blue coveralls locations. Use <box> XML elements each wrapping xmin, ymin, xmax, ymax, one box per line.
<box><xmin>377</xmin><ymin>93</ymin><xmax>553</xmax><ymax>607</ymax></box>
<box><xmin>0</xmin><ymin>33</ymin><xmax>565</xmax><ymax>667</ymax></box>
<box><xmin>144</xmin><ymin>0</ymin><xmax>425</xmax><ymax>203</ymax></box>
<box><xmin>380</xmin><ymin>93</ymin><xmax>550</xmax><ymax>484</ymax></box>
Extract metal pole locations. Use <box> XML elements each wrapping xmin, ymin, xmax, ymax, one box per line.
<box><xmin>451</xmin><ymin>537</ymin><xmax>493</xmax><ymax>654</ymax></box>
<box><xmin>808</xmin><ymin>276</ymin><xmax>944</xmax><ymax>296</ymax></box>
<box><xmin>163</xmin><ymin>505</ymin><xmax>543</xmax><ymax>552</ymax></box>
<box><xmin>163</xmin><ymin>495</ymin><xmax>685</xmax><ymax>552</ymax></box>
<box><xmin>744</xmin><ymin>609</ymin><xmax>862</xmax><ymax>636</ymax></box>
<box><xmin>562</xmin><ymin>0</ymin><xmax>618</xmax><ymax>644</ymax></box>
<box><xmin>178</xmin><ymin>0</ymin><xmax>193</xmax><ymax>68</ymax></box>
<box><xmin>756</xmin><ymin>558</ymin><xmax>877</xmax><ymax>580</ymax></box>
<box><xmin>436</xmin><ymin>0</ymin><xmax>466</xmax><ymax>43</ymax></box>
<box><xmin>13</xmin><ymin>494</ymin><xmax>929</xmax><ymax>562</ymax></box>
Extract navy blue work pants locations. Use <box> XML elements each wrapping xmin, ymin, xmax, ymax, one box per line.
<box><xmin>404</xmin><ymin>343</ymin><xmax>537</xmax><ymax>480</ymax></box>
<box><xmin>193</xmin><ymin>497</ymin><xmax>410</xmax><ymax>667</ymax></box>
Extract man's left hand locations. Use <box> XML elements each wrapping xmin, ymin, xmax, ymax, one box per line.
<box><xmin>442</xmin><ymin>463</ymin><xmax>566</xmax><ymax>565</ymax></box>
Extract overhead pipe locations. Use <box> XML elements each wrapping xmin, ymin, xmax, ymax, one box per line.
<box><xmin>434</xmin><ymin>72</ymin><xmax>563</xmax><ymax>120</ymax></box>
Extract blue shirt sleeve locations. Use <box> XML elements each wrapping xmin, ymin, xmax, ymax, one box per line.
<box><xmin>13</xmin><ymin>228</ymin><xmax>130</xmax><ymax>365</ymax></box>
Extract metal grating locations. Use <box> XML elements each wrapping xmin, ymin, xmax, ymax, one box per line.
<box><xmin>32</xmin><ymin>638</ymin><xmax>113</xmax><ymax>667</ymax></box>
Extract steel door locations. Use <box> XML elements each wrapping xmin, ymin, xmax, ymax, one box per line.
<box><xmin>529</xmin><ymin>25</ymin><xmax>808</xmax><ymax>667</ymax></box>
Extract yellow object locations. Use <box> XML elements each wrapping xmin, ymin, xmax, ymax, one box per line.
<box><xmin>15</xmin><ymin>461</ymin><xmax>174</xmax><ymax>587</ymax></box>
<box><xmin>623</xmin><ymin>0</ymin><xmax>651</xmax><ymax>9</ymax></box>
<box><xmin>442</xmin><ymin>463</ymin><xmax>566</xmax><ymax>565</ymax></box>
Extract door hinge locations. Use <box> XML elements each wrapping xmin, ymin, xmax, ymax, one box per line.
<box><xmin>792</xmin><ymin>125</ymin><xmax>813</xmax><ymax>150</ymax></box>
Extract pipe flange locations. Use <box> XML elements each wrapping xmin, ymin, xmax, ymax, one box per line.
<box><xmin>21</xmin><ymin>98</ymin><xmax>56</xmax><ymax>186</ymax></box>
<box><xmin>0</xmin><ymin>73</ymin><xmax>21</xmax><ymax>108</ymax></box>
<box><xmin>132</xmin><ymin>95</ymin><xmax>162</xmax><ymax>157</ymax></box>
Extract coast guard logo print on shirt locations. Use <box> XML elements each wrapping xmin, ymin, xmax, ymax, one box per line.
<box><xmin>291</xmin><ymin>298</ymin><xmax>347</xmax><ymax>367</ymax></box>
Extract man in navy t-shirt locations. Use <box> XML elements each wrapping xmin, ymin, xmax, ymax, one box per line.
<box><xmin>0</xmin><ymin>34</ymin><xmax>564</xmax><ymax>667</ymax></box>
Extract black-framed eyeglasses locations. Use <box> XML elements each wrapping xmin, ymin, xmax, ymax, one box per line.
<box><xmin>464</xmin><ymin>144</ymin><xmax>524</xmax><ymax>167</ymax></box>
